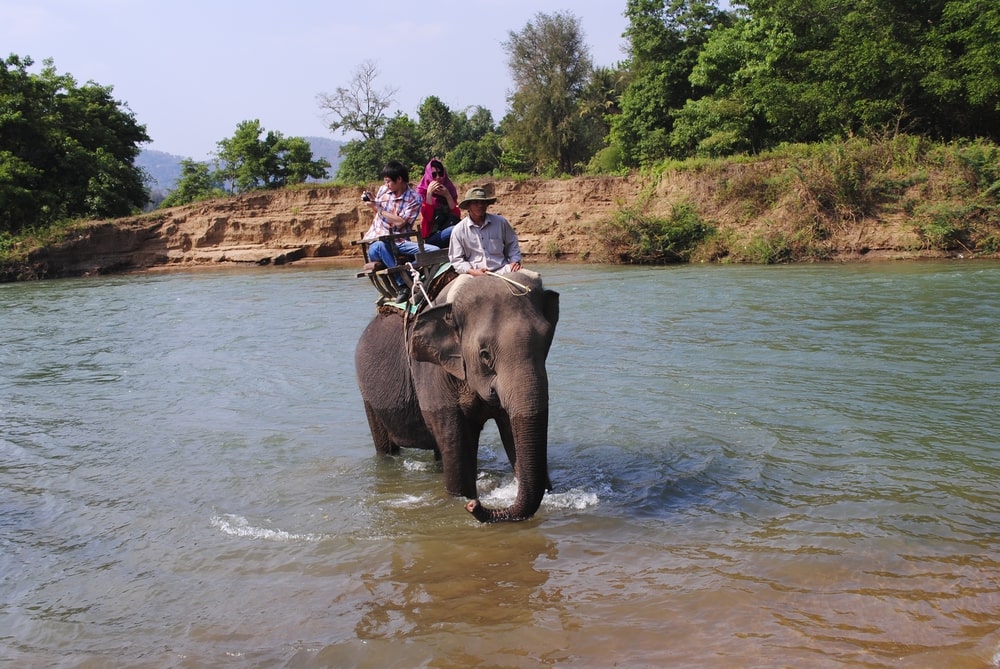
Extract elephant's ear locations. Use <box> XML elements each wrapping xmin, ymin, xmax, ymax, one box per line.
<box><xmin>542</xmin><ymin>290</ymin><xmax>560</xmax><ymax>356</ymax></box>
<box><xmin>409</xmin><ymin>303</ymin><xmax>466</xmax><ymax>380</ymax></box>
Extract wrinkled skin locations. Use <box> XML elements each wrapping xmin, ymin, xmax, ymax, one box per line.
<box><xmin>355</xmin><ymin>271</ymin><xmax>559</xmax><ymax>522</ymax></box>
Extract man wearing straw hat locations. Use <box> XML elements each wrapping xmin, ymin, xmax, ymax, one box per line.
<box><xmin>448</xmin><ymin>186</ymin><xmax>523</xmax><ymax>276</ymax></box>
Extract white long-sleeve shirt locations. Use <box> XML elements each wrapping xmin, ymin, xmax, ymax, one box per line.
<box><xmin>448</xmin><ymin>213</ymin><xmax>522</xmax><ymax>274</ymax></box>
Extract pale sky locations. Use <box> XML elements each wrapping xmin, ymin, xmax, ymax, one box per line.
<box><xmin>2</xmin><ymin>0</ymin><xmax>634</xmax><ymax>159</ymax></box>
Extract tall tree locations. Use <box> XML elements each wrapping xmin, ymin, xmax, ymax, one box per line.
<box><xmin>417</xmin><ymin>96</ymin><xmax>458</xmax><ymax>159</ymax></box>
<box><xmin>318</xmin><ymin>60</ymin><xmax>399</xmax><ymax>181</ymax></box>
<box><xmin>503</xmin><ymin>11</ymin><xmax>595</xmax><ymax>173</ymax></box>
<box><xmin>922</xmin><ymin>0</ymin><xmax>1000</xmax><ymax>139</ymax></box>
<box><xmin>317</xmin><ymin>60</ymin><xmax>396</xmax><ymax>143</ymax></box>
<box><xmin>0</xmin><ymin>55</ymin><xmax>150</xmax><ymax>232</ymax></box>
<box><xmin>611</xmin><ymin>0</ymin><xmax>728</xmax><ymax>165</ymax></box>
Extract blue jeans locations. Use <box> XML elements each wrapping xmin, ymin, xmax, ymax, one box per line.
<box><xmin>367</xmin><ymin>239</ymin><xmax>440</xmax><ymax>286</ymax></box>
<box><xmin>424</xmin><ymin>226</ymin><xmax>454</xmax><ymax>248</ymax></box>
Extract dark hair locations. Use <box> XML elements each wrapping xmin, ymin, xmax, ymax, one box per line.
<box><xmin>430</xmin><ymin>160</ymin><xmax>444</xmax><ymax>172</ymax></box>
<box><xmin>380</xmin><ymin>160</ymin><xmax>408</xmax><ymax>183</ymax></box>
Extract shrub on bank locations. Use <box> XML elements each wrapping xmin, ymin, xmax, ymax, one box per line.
<box><xmin>596</xmin><ymin>201</ymin><xmax>715</xmax><ymax>264</ymax></box>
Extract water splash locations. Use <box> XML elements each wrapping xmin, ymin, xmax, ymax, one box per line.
<box><xmin>383</xmin><ymin>493</ymin><xmax>430</xmax><ymax>508</ymax></box>
<box><xmin>479</xmin><ymin>476</ymin><xmax>601</xmax><ymax>512</ymax></box>
<box><xmin>211</xmin><ymin>513</ymin><xmax>323</xmax><ymax>542</ymax></box>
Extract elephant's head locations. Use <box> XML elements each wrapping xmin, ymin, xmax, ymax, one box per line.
<box><xmin>409</xmin><ymin>271</ymin><xmax>559</xmax><ymax>522</ymax></box>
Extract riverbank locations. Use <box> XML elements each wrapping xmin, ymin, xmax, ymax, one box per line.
<box><xmin>5</xmin><ymin>137</ymin><xmax>998</xmax><ymax>281</ymax></box>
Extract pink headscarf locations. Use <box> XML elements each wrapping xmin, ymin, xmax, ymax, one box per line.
<box><xmin>417</xmin><ymin>158</ymin><xmax>458</xmax><ymax>203</ymax></box>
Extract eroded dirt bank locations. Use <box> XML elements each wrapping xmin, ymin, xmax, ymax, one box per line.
<box><xmin>13</xmin><ymin>171</ymin><xmax>961</xmax><ymax>280</ymax></box>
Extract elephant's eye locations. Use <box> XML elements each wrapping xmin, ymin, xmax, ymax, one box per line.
<box><xmin>479</xmin><ymin>347</ymin><xmax>494</xmax><ymax>369</ymax></box>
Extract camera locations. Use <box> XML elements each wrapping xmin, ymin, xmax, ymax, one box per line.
<box><xmin>361</xmin><ymin>192</ymin><xmax>372</xmax><ymax>202</ymax></box>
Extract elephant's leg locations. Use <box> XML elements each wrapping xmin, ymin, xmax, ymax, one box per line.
<box><xmin>437</xmin><ymin>433</ymin><xmax>480</xmax><ymax>499</ymax></box>
<box><xmin>363</xmin><ymin>401</ymin><xmax>399</xmax><ymax>456</ymax></box>
<box><xmin>430</xmin><ymin>414</ymin><xmax>482</xmax><ymax>500</ymax></box>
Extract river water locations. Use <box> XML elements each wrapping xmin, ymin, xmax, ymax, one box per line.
<box><xmin>2</xmin><ymin>260</ymin><xmax>999</xmax><ymax>668</ymax></box>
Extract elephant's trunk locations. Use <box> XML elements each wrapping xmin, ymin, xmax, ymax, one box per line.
<box><xmin>466</xmin><ymin>408</ymin><xmax>549</xmax><ymax>523</ymax></box>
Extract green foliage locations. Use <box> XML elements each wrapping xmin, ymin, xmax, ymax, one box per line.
<box><xmin>214</xmin><ymin>120</ymin><xmax>329</xmax><ymax>194</ymax></box>
<box><xmin>725</xmin><ymin>227</ymin><xmax>829</xmax><ymax>264</ymax></box>
<box><xmin>448</xmin><ymin>134</ymin><xmax>502</xmax><ymax>175</ymax></box>
<box><xmin>597</xmin><ymin>200</ymin><xmax>714</xmax><ymax>263</ymax></box>
<box><xmin>669</xmin><ymin>96</ymin><xmax>754</xmax><ymax>157</ymax></box>
<box><xmin>909</xmin><ymin>202</ymin><xmax>972</xmax><ymax>250</ymax></box>
<box><xmin>502</xmin><ymin>11</ymin><xmax>596</xmax><ymax>173</ymax></box>
<box><xmin>380</xmin><ymin>114</ymin><xmax>425</xmax><ymax>177</ymax></box>
<box><xmin>159</xmin><ymin>121</ymin><xmax>328</xmax><ymax>206</ymax></box>
<box><xmin>612</xmin><ymin>0</ymin><xmax>728</xmax><ymax>166</ymax></box>
<box><xmin>0</xmin><ymin>54</ymin><xmax>150</xmax><ymax>233</ymax></box>
<box><xmin>0</xmin><ymin>218</ymin><xmax>88</xmax><ymax>279</ymax></box>
<box><xmin>585</xmin><ymin>144</ymin><xmax>626</xmax><ymax>175</ymax></box>
<box><xmin>417</xmin><ymin>96</ymin><xmax>459</xmax><ymax>159</ymax></box>
<box><xmin>333</xmin><ymin>92</ymin><xmax>500</xmax><ymax>182</ymax></box>
<box><xmin>160</xmin><ymin>159</ymin><xmax>224</xmax><ymax>208</ymax></box>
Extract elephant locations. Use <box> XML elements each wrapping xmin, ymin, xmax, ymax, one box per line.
<box><xmin>355</xmin><ymin>269</ymin><xmax>559</xmax><ymax>522</ymax></box>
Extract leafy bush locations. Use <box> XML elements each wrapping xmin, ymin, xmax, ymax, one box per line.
<box><xmin>909</xmin><ymin>203</ymin><xmax>971</xmax><ymax>250</ymax></box>
<box><xmin>597</xmin><ymin>201</ymin><xmax>714</xmax><ymax>263</ymax></box>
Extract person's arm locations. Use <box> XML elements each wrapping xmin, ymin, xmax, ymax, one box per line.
<box><xmin>436</xmin><ymin>183</ymin><xmax>458</xmax><ymax>212</ymax></box>
<box><xmin>362</xmin><ymin>186</ymin><xmax>390</xmax><ymax>239</ymax></box>
<box><xmin>448</xmin><ymin>225</ymin><xmax>474</xmax><ymax>274</ymax></box>
<box><xmin>397</xmin><ymin>190</ymin><xmax>422</xmax><ymax>230</ymax></box>
<box><xmin>368</xmin><ymin>189</ymin><xmax>421</xmax><ymax>234</ymax></box>
<box><xmin>503</xmin><ymin>217</ymin><xmax>522</xmax><ymax>271</ymax></box>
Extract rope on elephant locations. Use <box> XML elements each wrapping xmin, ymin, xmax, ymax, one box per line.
<box><xmin>406</xmin><ymin>262</ymin><xmax>435</xmax><ymax>308</ymax></box>
<box><xmin>485</xmin><ymin>271</ymin><xmax>532</xmax><ymax>296</ymax></box>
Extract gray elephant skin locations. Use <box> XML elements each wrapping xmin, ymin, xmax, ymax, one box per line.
<box><xmin>355</xmin><ymin>270</ymin><xmax>560</xmax><ymax>522</ymax></box>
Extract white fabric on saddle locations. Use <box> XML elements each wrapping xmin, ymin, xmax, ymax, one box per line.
<box><xmin>445</xmin><ymin>274</ymin><xmax>474</xmax><ymax>303</ymax></box>
<box><xmin>445</xmin><ymin>269</ymin><xmax>540</xmax><ymax>304</ymax></box>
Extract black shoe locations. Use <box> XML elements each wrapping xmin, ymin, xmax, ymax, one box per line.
<box><xmin>394</xmin><ymin>287</ymin><xmax>410</xmax><ymax>302</ymax></box>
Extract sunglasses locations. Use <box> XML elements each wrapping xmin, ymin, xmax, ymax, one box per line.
<box><xmin>431</xmin><ymin>167</ymin><xmax>443</xmax><ymax>177</ymax></box>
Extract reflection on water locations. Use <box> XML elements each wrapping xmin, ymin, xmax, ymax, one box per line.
<box><xmin>2</xmin><ymin>261</ymin><xmax>1000</xmax><ymax>668</ymax></box>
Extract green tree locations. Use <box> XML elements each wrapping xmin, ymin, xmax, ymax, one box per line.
<box><xmin>277</xmin><ymin>136</ymin><xmax>330</xmax><ymax>184</ymax></box>
<box><xmin>448</xmin><ymin>132</ymin><xmax>502</xmax><ymax>175</ymax></box>
<box><xmin>214</xmin><ymin>120</ymin><xmax>329</xmax><ymax>194</ymax></box>
<box><xmin>335</xmin><ymin>138</ymin><xmax>384</xmax><ymax>184</ymax></box>
<box><xmin>0</xmin><ymin>54</ymin><xmax>150</xmax><ymax>232</ymax></box>
<box><xmin>417</xmin><ymin>96</ymin><xmax>458</xmax><ymax>159</ymax></box>
<box><xmin>922</xmin><ymin>0</ymin><xmax>1000</xmax><ymax>139</ymax></box>
<box><xmin>381</xmin><ymin>114</ymin><xmax>425</xmax><ymax>176</ymax></box>
<box><xmin>456</xmin><ymin>106</ymin><xmax>496</xmax><ymax>144</ymax></box>
<box><xmin>503</xmin><ymin>11</ymin><xmax>595</xmax><ymax>173</ymax></box>
<box><xmin>611</xmin><ymin>0</ymin><xmax>728</xmax><ymax>165</ymax></box>
<box><xmin>578</xmin><ymin>66</ymin><xmax>629</xmax><ymax>168</ymax></box>
<box><xmin>159</xmin><ymin>159</ymin><xmax>224</xmax><ymax>208</ymax></box>
<box><xmin>675</xmin><ymin>0</ymin><xmax>1000</xmax><ymax>156</ymax></box>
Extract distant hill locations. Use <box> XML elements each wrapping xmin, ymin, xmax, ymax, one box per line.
<box><xmin>303</xmin><ymin>137</ymin><xmax>345</xmax><ymax>179</ymax></box>
<box><xmin>136</xmin><ymin>136</ymin><xmax>345</xmax><ymax>193</ymax></box>
<box><xmin>135</xmin><ymin>149</ymin><xmax>186</xmax><ymax>192</ymax></box>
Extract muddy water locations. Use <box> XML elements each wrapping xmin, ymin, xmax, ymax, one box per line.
<box><xmin>2</xmin><ymin>261</ymin><xmax>999</xmax><ymax>668</ymax></box>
